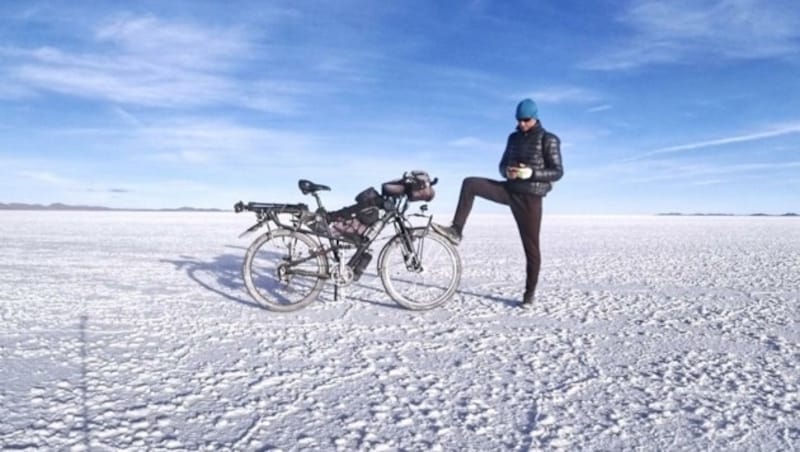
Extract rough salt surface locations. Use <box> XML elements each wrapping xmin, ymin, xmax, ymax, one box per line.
<box><xmin>1</xmin><ymin>211</ymin><xmax>799</xmax><ymax>450</ymax></box>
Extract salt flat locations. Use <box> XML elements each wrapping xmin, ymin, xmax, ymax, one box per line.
<box><xmin>1</xmin><ymin>211</ymin><xmax>798</xmax><ymax>451</ymax></box>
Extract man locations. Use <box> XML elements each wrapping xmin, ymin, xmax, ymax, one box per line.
<box><xmin>432</xmin><ymin>98</ymin><xmax>563</xmax><ymax>308</ymax></box>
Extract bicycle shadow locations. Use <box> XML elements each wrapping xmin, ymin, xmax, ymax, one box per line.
<box><xmin>160</xmin><ymin>245</ymin><xmax>263</xmax><ymax>310</ymax></box>
<box><xmin>161</xmin><ymin>246</ymin><xmax>402</xmax><ymax>310</ymax></box>
<box><xmin>327</xmin><ymin>273</ymin><xmax>405</xmax><ymax>310</ymax></box>
<box><xmin>163</xmin><ymin>247</ymin><xmax>516</xmax><ymax>310</ymax></box>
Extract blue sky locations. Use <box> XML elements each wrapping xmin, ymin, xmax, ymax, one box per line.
<box><xmin>1</xmin><ymin>0</ymin><xmax>799</xmax><ymax>214</ymax></box>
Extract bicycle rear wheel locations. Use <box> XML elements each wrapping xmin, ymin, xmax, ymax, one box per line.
<box><xmin>243</xmin><ymin>229</ymin><xmax>327</xmax><ymax>312</ymax></box>
<box><xmin>378</xmin><ymin>228</ymin><xmax>461</xmax><ymax>310</ymax></box>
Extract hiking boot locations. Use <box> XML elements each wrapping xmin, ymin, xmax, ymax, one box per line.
<box><xmin>519</xmin><ymin>293</ymin><xmax>534</xmax><ymax>309</ymax></box>
<box><xmin>431</xmin><ymin>223</ymin><xmax>462</xmax><ymax>245</ymax></box>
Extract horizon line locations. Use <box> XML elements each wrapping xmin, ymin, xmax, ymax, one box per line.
<box><xmin>1</xmin><ymin>202</ymin><xmax>797</xmax><ymax>217</ymax></box>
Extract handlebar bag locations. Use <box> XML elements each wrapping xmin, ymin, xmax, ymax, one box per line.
<box><xmin>381</xmin><ymin>171</ymin><xmax>435</xmax><ymax>202</ymax></box>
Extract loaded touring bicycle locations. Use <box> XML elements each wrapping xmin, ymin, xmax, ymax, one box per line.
<box><xmin>235</xmin><ymin>171</ymin><xmax>462</xmax><ymax>312</ymax></box>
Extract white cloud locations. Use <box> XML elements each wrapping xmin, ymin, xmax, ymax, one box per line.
<box><xmin>689</xmin><ymin>179</ymin><xmax>726</xmax><ymax>186</ymax></box>
<box><xmin>610</xmin><ymin>159</ymin><xmax>800</xmax><ymax>185</ymax></box>
<box><xmin>587</xmin><ymin>104</ymin><xmax>613</xmax><ymax>113</ymax></box>
<box><xmin>447</xmin><ymin>137</ymin><xmax>496</xmax><ymax>148</ymax></box>
<box><xmin>3</xmin><ymin>15</ymin><xmax>316</xmax><ymax>113</ymax></box>
<box><xmin>585</xmin><ymin>0</ymin><xmax>800</xmax><ymax>70</ymax></box>
<box><xmin>146</xmin><ymin>121</ymin><xmax>315</xmax><ymax>151</ymax></box>
<box><xmin>570</xmin><ymin>142</ymin><xmax>800</xmax><ymax>188</ymax></box>
<box><xmin>18</xmin><ymin>170</ymin><xmax>76</xmax><ymax>186</ymax></box>
<box><xmin>7</xmin><ymin>17</ymin><xmax>243</xmax><ymax>108</ymax></box>
<box><xmin>94</xmin><ymin>15</ymin><xmax>249</xmax><ymax>70</ymax></box>
<box><xmin>0</xmin><ymin>79</ymin><xmax>35</xmax><ymax>100</ymax></box>
<box><xmin>520</xmin><ymin>86</ymin><xmax>603</xmax><ymax>105</ymax></box>
<box><xmin>15</xmin><ymin>61</ymin><xmax>234</xmax><ymax>108</ymax></box>
<box><xmin>111</xmin><ymin>107</ymin><xmax>143</xmax><ymax>127</ymax></box>
<box><xmin>628</xmin><ymin>121</ymin><xmax>800</xmax><ymax>160</ymax></box>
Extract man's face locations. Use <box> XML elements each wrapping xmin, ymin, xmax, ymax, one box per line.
<box><xmin>518</xmin><ymin>118</ymin><xmax>537</xmax><ymax>132</ymax></box>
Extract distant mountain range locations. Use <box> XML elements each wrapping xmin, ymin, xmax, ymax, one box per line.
<box><xmin>1</xmin><ymin>202</ymin><xmax>795</xmax><ymax>216</ymax></box>
<box><xmin>0</xmin><ymin>202</ymin><xmax>224</xmax><ymax>212</ymax></box>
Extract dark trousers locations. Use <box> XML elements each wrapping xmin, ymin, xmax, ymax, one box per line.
<box><xmin>452</xmin><ymin>177</ymin><xmax>543</xmax><ymax>299</ymax></box>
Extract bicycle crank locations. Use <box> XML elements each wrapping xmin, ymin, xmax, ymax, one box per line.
<box><xmin>330</xmin><ymin>261</ymin><xmax>355</xmax><ymax>287</ymax></box>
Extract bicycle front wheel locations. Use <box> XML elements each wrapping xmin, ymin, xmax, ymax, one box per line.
<box><xmin>378</xmin><ymin>227</ymin><xmax>461</xmax><ymax>310</ymax></box>
<box><xmin>243</xmin><ymin>229</ymin><xmax>327</xmax><ymax>312</ymax></box>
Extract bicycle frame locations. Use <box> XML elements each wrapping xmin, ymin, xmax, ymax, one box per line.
<box><xmin>237</xmin><ymin>191</ymin><xmax>434</xmax><ymax>283</ymax></box>
<box><xmin>236</xmin><ymin>173</ymin><xmax>461</xmax><ymax>311</ymax></box>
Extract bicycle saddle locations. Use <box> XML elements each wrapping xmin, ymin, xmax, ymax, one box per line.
<box><xmin>298</xmin><ymin>179</ymin><xmax>331</xmax><ymax>195</ymax></box>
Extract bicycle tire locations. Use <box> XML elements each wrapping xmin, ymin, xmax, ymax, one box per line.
<box><xmin>243</xmin><ymin>229</ymin><xmax>327</xmax><ymax>312</ymax></box>
<box><xmin>378</xmin><ymin>227</ymin><xmax>461</xmax><ymax>310</ymax></box>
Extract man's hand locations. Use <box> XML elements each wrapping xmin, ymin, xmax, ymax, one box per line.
<box><xmin>506</xmin><ymin>164</ymin><xmax>532</xmax><ymax>180</ymax></box>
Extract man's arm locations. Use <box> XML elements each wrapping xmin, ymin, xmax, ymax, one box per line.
<box><xmin>532</xmin><ymin>133</ymin><xmax>563</xmax><ymax>182</ymax></box>
<box><xmin>497</xmin><ymin>135</ymin><xmax>513</xmax><ymax>178</ymax></box>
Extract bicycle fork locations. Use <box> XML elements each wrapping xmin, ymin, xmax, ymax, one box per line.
<box><xmin>399</xmin><ymin>232</ymin><xmax>424</xmax><ymax>272</ymax></box>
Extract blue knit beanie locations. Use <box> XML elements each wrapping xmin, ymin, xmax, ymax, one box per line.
<box><xmin>515</xmin><ymin>98</ymin><xmax>538</xmax><ymax>120</ymax></box>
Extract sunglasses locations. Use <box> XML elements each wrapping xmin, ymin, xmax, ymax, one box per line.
<box><xmin>518</xmin><ymin>118</ymin><xmax>533</xmax><ymax>123</ymax></box>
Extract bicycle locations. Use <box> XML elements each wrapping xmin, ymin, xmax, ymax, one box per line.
<box><xmin>233</xmin><ymin>171</ymin><xmax>462</xmax><ymax>312</ymax></box>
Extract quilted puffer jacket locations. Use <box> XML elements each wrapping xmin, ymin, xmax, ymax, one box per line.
<box><xmin>498</xmin><ymin>122</ymin><xmax>563</xmax><ymax>196</ymax></box>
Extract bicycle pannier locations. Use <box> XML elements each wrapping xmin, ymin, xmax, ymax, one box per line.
<box><xmin>326</xmin><ymin>186</ymin><xmax>382</xmax><ymax>242</ymax></box>
<box><xmin>355</xmin><ymin>187</ymin><xmax>381</xmax><ymax>208</ymax></box>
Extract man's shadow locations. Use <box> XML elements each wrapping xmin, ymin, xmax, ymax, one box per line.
<box><xmin>459</xmin><ymin>289</ymin><xmax>520</xmax><ymax>308</ymax></box>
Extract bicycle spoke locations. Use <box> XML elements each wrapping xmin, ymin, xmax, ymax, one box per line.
<box><xmin>379</xmin><ymin>229</ymin><xmax>461</xmax><ymax>310</ymax></box>
<box><xmin>243</xmin><ymin>230</ymin><xmax>326</xmax><ymax>311</ymax></box>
